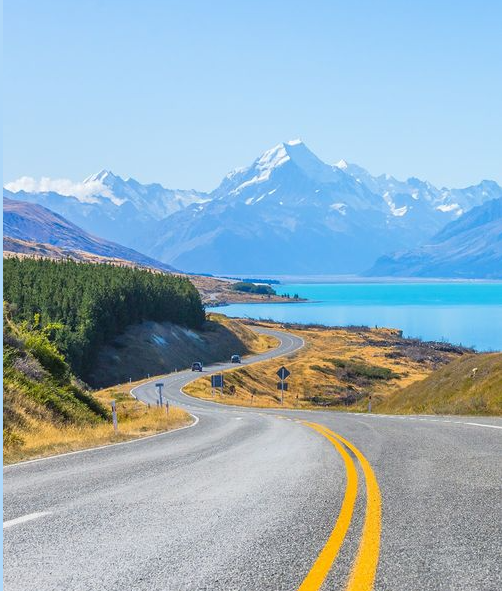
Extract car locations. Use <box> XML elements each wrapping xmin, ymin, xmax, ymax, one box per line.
<box><xmin>230</xmin><ymin>354</ymin><xmax>241</xmax><ymax>364</ymax></box>
<box><xmin>191</xmin><ymin>362</ymin><xmax>203</xmax><ymax>372</ymax></box>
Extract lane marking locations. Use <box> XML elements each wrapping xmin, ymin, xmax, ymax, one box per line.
<box><xmin>3</xmin><ymin>511</ymin><xmax>51</xmax><ymax>529</ymax></box>
<box><xmin>464</xmin><ymin>422</ymin><xmax>502</xmax><ymax>430</ymax></box>
<box><xmin>319</xmin><ymin>426</ymin><xmax>382</xmax><ymax>591</ymax></box>
<box><xmin>298</xmin><ymin>423</ymin><xmax>358</xmax><ymax>591</ymax></box>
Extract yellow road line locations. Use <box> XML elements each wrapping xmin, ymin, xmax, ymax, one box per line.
<box><xmin>297</xmin><ymin>422</ymin><xmax>358</xmax><ymax>591</ymax></box>
<box><xmin>319</xmin><ymin>425</ymin><xmax>382</xmax><ymax>591</ymax></box>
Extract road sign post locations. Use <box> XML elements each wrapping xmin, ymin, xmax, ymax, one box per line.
<box><xmin>211</xmin><ymin>374</ymin><xmax>224</xmax><ymax>396</ymax></box>
<box><xmin>111</xmin><ymin>400</ymin><xmax>118</xmax><ymax>433</ymax></box>
<box><xmin>276</xmin><ymin>366</ymin><xmax>291</xmax><ymax>405</ymax></box>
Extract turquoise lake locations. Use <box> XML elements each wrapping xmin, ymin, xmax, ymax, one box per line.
<box><xmin>207</xmin><ymin>283</ymin><xmax>502</xmax><ymax>351</ymax></box>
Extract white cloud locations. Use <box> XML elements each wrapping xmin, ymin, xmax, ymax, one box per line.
<box><xmin>4</xmin><ymin>176</ymin><xmax>117</xmax><ymax>204</ymax></box>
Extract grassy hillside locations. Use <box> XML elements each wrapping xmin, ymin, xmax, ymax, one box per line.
<box><xmin>3</xmin><ymin>307</ymin><xmax>191</xmax><ymax>463</ymax></box>
<box><xmin>376</xmin><ymin>352</ymin><xmax>502</xmax><ymax>415</ymax></box>
<box><xmin>3</xmin><ymin>257</ymin><xmax>205</xmax><ymax>380</ymax></box>
<box><xmin>184</xmin><ymin>320</ymin><xmax>467</xmax><ymax>409</ymax></box>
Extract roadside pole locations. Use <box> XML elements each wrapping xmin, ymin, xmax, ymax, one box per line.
<box><xmin>220</xmin><ymin>373</ymin><xmax>224</xmax><ymax>397</ymax></box>
<box><xmin>368</xmin><ymin>395</ymin><xmax>372</xmax><ymax>413</ymax></box>
<box><xmin>156</xmin><ymin>383</ymin><xmax>164</xmax><ymax>407</ymax></box>
<box><xmin>276</xmin><ymin>366</ymin><xmax>291</xmax><ymax>406</ymax></box>
<box><xmin>111</xmin><ymin>400</ymin><xmax>118</xmax><ymax>433</ymax></box>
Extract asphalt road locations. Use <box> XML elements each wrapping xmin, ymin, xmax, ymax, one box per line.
<box><xmin>3</xmin><ymin>327</ymin><xmax>502</xmax><ymax>591</ymax></box>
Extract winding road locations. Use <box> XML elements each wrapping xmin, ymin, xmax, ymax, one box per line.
<box><xmin>3</xmin><ymin>327</ymin><xmax>502</xmax><ymax>591</ymax></box>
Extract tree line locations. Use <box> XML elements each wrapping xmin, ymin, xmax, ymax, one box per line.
<box><xmin>3</xmin><ymin>259</ymin><xmax>206</xmax><ymax>380</ymax></box>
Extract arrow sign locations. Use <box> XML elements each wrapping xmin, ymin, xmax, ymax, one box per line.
<box><xmin>276</xmin><ymin>366</ymin><xmax>290</xmax><ymax>380</ymax></box>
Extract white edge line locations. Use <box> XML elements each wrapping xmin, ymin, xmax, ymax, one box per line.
<box><xmin>4</xmin><ymin>414</ymin><xmax>200</xmax><ymax>470</ymax></box>
<box><xmin>464</xmin><ymin>422</ymin><xmax>502</xmax><ymax>430</ymax></box>
<box><xmin>3</xmin><ymin>511</ymin><xmax>51</xmax><ymax>529</ymax></box>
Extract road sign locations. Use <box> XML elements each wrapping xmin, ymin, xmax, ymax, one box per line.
<box><xmin>155</xmin><ymin>383</ymin><xmax>164</xmax><ymax>388</ymax></box>
<box><xmin>276</xmin><ymin>366</ymin><xmax>290</xmax><ymax>380</ymax></box>
<box><xmin>211</xmin><ymin>374</ymin><xmax>224</xmax><ymax>388</ymax></box>
<box><xmin>277</xmin><ymin>382</ymin><xmax>288</xmax><ymax>391</ymax></box>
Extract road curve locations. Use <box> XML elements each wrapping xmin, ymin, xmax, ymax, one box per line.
<box><xmin>3</xmin><ymin>327</ymin><xmax>502</xmax><ymax>591</ymax></box>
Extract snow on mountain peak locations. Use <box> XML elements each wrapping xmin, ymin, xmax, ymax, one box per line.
<box><xmin>335</xmin><ymin>159</ymin><xmax>349</xmax><ymax>170</ymax></box>
<box><xmin>83</xmin><ymin>169</ymin><xmax>116</xmax><ymax>184</ymax></box>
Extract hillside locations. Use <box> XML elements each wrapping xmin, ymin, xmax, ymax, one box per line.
<box><xmin>184</xmin><ymin>320</ymin><xmax>468</xmax><ymax>408</ymax></box>
<box><xmin>3</xmin><ymin>258</ymin><xmax>205</xmax><ymax>381</ymax></box>
<box><xmin>89</xmin><ymin>313</ymin><xmax>277</xmax><ymax>387</ymax></box>
<box><xmin>3</xmin><ymin>308</ymin><xmax>191</xmax><ymax>463</ymax></box>
<box><xmin>376</xmin><ymin>352</ymin><xmax>502</xmax><ymax>415</ymax></box>
<box><xmin>367</xmin><ymin>198</ymin><xmax>502</xmax><ymax>278</ymax></box>
<box><xmin>3</xmin><ymin>195</ymin><xmax>176</xmax><ymax>272</ymax></box>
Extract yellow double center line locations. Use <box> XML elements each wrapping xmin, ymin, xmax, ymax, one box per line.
<box><xmin>297</xmin><ymin>422</ymin><xmax>382</xmax><ymax>591</ymax></box>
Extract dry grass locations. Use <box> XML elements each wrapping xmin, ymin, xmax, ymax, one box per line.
<box><xmin>377</xmin><ymin>352</ymin><xmax>502</xmax><ymax>415</ymax></box>
<box><xmin>4</xmin><ymin>381</ymin><xmax>192</xmax><ymax>464</ymax></box>
<box><xmin>183</xmin><ymin>322</ymin><xmax>464</xmax><ymax>411</ymax></box>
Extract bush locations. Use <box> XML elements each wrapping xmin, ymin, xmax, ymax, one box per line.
<box><xmin>231</xmin><ymin>282</ymin><xmax>276</xmax><ymax>295</ymax></box>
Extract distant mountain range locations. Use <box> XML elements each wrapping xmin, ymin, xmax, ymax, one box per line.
<box><xmin>4</xmin><ymin>173</ymin><xmax>207</xmax><ymax>248</ymax></box>
<box><xmin>366</xmin><ymin>198</ymin><xmax>502</xmax><ymax>279</ymax></box>
<box><xmin>3</xmin><ymin>196</ymin><xmax>175</xmax><ymax>272</ymax></box>
<box><xmin>4</xmin><ymin>140</ymin><xmax>502</xmax><ymax>276</ymax></box>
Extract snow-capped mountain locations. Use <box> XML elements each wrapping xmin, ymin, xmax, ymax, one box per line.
<box><xmin>5</xmin><ymin>140</ymin><xmax>502</xmax><ymax>275</ymax></box>
<box><xmin>366</xmin><ymin>198</ymin><xmax>502</xmax><ymax>278</ymax></box>
<box><xmin>83</xmin><ymin>170</ymin><xmax>208</xmax><ymax>219</ymax></box>
<box><xmin>5</xmin><ymin>171</ymin><xmax>208</xmax><ymax>248</ymax></box>
<box><xmin>137</xmin><ymin>140</ymin><xmax>497</xmax><ymax>274</ymax></box>
<box><xmin>335</xmin><ymin>160</ymin><xmax>500</xmax><ymax>219</ymax></box>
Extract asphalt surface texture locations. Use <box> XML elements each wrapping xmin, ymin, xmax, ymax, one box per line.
<box><xmin>3</xmin><ymin>327</ymin><xmax>502</xmax><ymax>591</ymax></box>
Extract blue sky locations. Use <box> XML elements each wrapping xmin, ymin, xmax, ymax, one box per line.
<box><xmin>4</xmin><ymin>0</ymin><xmax>502</xmax><ymax>191</ymax></box>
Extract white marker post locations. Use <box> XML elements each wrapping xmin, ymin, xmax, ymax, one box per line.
<box><xmin>111</xmin><ymin>400</ymin><xmax>118</xmax><ymax>433</ymax></box>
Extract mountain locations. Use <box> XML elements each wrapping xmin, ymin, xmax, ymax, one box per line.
<box><xmin>135</xmin><ymin>140</ymin><xmax>501</xmax><ymax>274</ymax></box>
<box><xmin>366</xmin><ymin>198</ymin><xmax>502</xmax><ymax>278</ymax></box>
<box><xmin>5</xmin><ymin>171</ymin><xmax>208</xmax><ymax>248</ymax></box>
<box><xmin>335</xmin><ymin>161</ymin><xmax>500</xmax><ymax>217</ymax></box>
<box><xmin>3</xmin><ymin>194</ymin><xmax>176</xmax><ymax>272</ymax></box>
<box><xmin>5</xmin><ymin>142</ymin><xmax>502</xmax><ymax>275</ymax></box>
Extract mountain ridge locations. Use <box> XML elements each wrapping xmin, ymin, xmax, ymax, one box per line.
<box><xmin>3</xmin><ymin>195</ymin><xmax>176</xmax><ymax>272</ymax></box>
<box><xmin>366</xmin><ymin>198</ymin><xmax>502</xmax><ymax>279</ymax></box>
<box><xmin>5</xmin><ymin>140</ymin><xmax>502</xmax><ymax>275</ymax></box>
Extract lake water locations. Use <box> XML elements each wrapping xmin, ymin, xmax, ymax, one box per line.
<box><xmin>207</xmin><ymin>282</ymin><xmax>502</xmax><ymax>351</ymax></box>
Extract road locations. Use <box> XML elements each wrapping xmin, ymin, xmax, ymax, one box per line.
<box><xmin>3</xmin><ymin>327</ymin><xmax>502</xmax><ymax>591</ymax></box>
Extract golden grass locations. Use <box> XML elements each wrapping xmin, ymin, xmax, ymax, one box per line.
<box><xmin>183</xmin><ymin>322</ymin><xmax>461</xmax><ymax>411</ymax></box>
<box><xmin>4</xmin><ymin>382</ymin><xmax>192</xmax><ymax>464</ymax></box>
<box><xmin>376</xmin><ymin>352</ymin><xmax>502</xmax><ymax>415</ymax></box>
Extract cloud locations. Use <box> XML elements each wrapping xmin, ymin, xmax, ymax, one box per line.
<box><xmin>4</xmin><ymin>176</ymin><xmax>116</xmax><ymax>204</ymax></box>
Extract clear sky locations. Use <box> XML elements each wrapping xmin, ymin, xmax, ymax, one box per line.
<box><xmin>4</xmin><ymin>0</ymin><xmax>502</xmax><ymax>191</ymax></box>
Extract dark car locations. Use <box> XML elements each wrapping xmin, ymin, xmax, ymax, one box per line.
<box><xmin>230</xmin><ymin>354</ymin><xmax>241</xmax><ymax>364</ymax></box>
<box><xmin>191</xmin><ymin>362</ymin><xmax>203</xmax><ymax>372</ymax></box>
